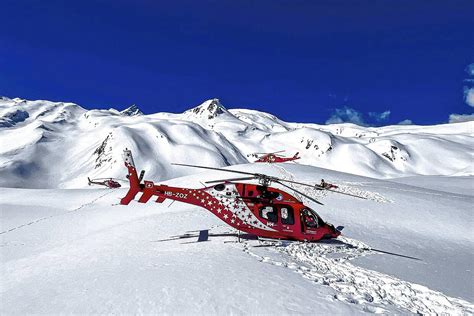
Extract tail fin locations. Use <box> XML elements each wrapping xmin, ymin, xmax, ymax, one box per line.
<box><xmin>120</xmin><ymin>149</ymin><xmax>142</xmax><ymax>205</ymax></box>
<box><xmin>294</xmin><ymin>152</ymin><xmax>300</xmax><ymax>158</ymax></box>
<box><xmin>87</xmin><ymin>177</ymin><xmax>92</xmax><ymax>185</ymax></box>
<box><xmin>138</xmin><ymin>170</ymin><xmax>145</xmax><ymax>183</ymax></box>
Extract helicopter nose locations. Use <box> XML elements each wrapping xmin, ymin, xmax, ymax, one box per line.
<box><xmin>320</xmin><ymin>225</ymin><xmax>340</xmax><ymax>240</ymax></box>
<box><xmin>326</xmin><ymin>224</ymin><xmax>341</xmax><ymax>237</ymax></box>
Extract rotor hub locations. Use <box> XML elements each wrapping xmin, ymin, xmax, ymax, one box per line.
<box><xmin>256</xmin><ymin>174</ymin><xmax>277</xmax><ymax>187</ymax></box>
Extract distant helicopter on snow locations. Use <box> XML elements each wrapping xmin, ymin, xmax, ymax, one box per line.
<box><xmin>250</xmin><ymin>150</ymin><xmax>300</xmax><ymax>163</ymax></box>
<box><xmin>87</xmin><ymin>177</ymin><xmax>122</xmax><ymax>189</ymax></box>
<box><xmin>119</xmin><ymin>149</ymin><xmax>365</xmax><ymax>242</ymax></box>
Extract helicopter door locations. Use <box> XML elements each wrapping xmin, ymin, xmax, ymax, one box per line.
<box><xmin>279</xmin><ymin>206</ymin><xmax>294</xmax><ymax>225</ymax></box>
<box><xmin>259</xmin><ymin>206</ymin><xmax>278</xmax><ymax>223</ymax></box>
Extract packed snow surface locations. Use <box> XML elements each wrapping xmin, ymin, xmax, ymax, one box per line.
<box><xmin>1</xmin><ymin>164</ymin><xmax>473</xmax><ymax>314</ymax></box>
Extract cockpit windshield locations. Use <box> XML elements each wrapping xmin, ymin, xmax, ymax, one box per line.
<box><xmin>306</xmin><ymin>208</ymin><xmax>319</xmax><ymax>217</ymax></box>
<box><xmin>301</xmin><ymin>207</ymin><xmax>320</xmax><ymax>228</ymax></box>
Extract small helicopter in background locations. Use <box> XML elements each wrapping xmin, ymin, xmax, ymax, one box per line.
<box><xmin>88</xmin><ymin>177</ymin><xmax>122</xmax><ymax>189</ymax></box>
<box><xmin>250</xmin><ymin>150</ymin><xmax>300</xmax><ymax>163</ymax></box>
<box><xmin>120</xmin><ymin>149</ymin><xmax>365</xmax><ymax>242</ymax></box>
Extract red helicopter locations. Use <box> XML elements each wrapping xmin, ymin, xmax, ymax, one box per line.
<box><xmin>120</xmin><ymin>149</ymin><xmax>363</xmax><ymax>242</ymax></box>
<box><xmin>252</xmin><ymin>150</ymin><xmax>300</xmax><ymax>163</ymax></box>
<box><xmin>88</xmin><ymin>177</ymin><xmax>122</xmax><ymax>189</ymax></box>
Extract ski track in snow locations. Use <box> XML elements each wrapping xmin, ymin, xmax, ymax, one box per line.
<box><xmin>242</xmin><ymin>237</ymin><xmax>474</xmax><ymax>315</ymax></box>
<box><xmin>0</xmin><ymin>190</ymin><xmax>114</xmax><ymax>236</ymax></box>
<box><xmin>273</xmin><ymin>165</ymin><xmax>392</xmax><ymax>204</ymax></box>
<box><xmin>343</xmin><ymin>181</ymin><xmax>469</xmax><ymax>200</ymax></box>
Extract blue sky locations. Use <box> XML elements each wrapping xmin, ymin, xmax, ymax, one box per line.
<box><xmin>1</xmin><ymin>0</ymin><xmax>473</xmax><ymax>125</ymax></box>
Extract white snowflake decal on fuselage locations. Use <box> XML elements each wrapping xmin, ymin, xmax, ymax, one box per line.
<box><xmin>205</xmin><ymin>184</ymin><xmax>277</xmax><ymax>232</ymax></box>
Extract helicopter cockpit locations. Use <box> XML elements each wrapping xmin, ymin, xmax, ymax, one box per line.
<box><xmin>301</xmin><ymin>207</ymin><xmax>321</xmax><ymax>229</ymax></box>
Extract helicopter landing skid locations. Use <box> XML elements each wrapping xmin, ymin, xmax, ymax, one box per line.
<box><xmin>152</xmin><ymin>230</ymin><xmax>209</xmax><ymax>243</ymax></box>
<box><xmin>152</xmin><ymin>230</ymin><xmax>258</xmax><ymax>244</ymax></box>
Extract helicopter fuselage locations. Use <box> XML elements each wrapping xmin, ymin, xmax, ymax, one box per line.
<box><xmin>88</xmin><ymin>178</ymin><xmax>121</xmax><ymax>188</ymax></box>
<box><xmin>255</xmin><ymin>153</ymin><xmax>300</xmax><ymax>163</ymax></box>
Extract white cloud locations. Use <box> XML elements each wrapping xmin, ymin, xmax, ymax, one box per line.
<box><xmin>464</xmin><ymin>63</ymin><xmax>474</xmax><ymax>107</ymax></box>
<box><xmin>398</xmin><ymin>119</ymin><xmax>413</xmax><ymax>125</ymax></box>
<box><xmin>325</xmin><ymin>107</ymin><xmax>365</xmax><ymax>126</ymax></box>
<box><xmin>466</xmin><ymin>63</ymin><xmax>474</xmax><ymax>76</ymax></box>
<box><xmin>369</xmin><ymin>110</ymin><xmax>391</xmax><ymax>121</ymax></box>
<box><xmin>449</xmin><ymin>113</ymin><xmax>474</xmax><ymax>123</ymax></box>
<box><xmin>326</xmin><ymin>107</ymin><xmax>393</xmax><ymax>126</ymax></box>
<box><xmin>464</xmin><ymin>88</ymin><xmax>474</xmax><ymax>107</ymax></box>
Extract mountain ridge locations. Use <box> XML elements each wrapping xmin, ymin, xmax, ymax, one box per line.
<box><xmin>0</xmin><ymin>96</ymin><xmax>472</xmax><ymax>188</ymax></box>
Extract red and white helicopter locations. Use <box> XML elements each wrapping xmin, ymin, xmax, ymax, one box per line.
<box><xmin>251</xmin><ymin>150</ymin><xmax>300</xmax><ymax>163</ymax></box>
<box><xmin>88</xmin><ymin>177</ymin><xmax>122</xmax><ymax>189</ymax></box>
<box><xmin>120</xmin><ymin>149</ymin><xmax>364</xmax><ymax>242</ymax></box>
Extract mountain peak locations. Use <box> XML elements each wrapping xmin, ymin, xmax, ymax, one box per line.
<box><xmin>186</xmin><ymin>98</ymin><xmax>228</xmax><ymax>119</ymax></box>
<box><xmin>120</xmin><ymin>104</ymin><xmax>143</xmax><ymax>116</ymax></box>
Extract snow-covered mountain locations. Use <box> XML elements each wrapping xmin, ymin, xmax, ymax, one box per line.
<box><xmin>0</xmin><ymin>96</ymin><xmax>472</xmax><ymax>188</ymax></box>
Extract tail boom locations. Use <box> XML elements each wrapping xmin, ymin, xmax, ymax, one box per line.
<box><xmin>120</xmin><ymin>149</ymin><xmax>142</xmax><ymax>205</ymax></box>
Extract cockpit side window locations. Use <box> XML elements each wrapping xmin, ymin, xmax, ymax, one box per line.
<box><xmin>280</xmin><ymin>206</ymin><xmax>294</xmax><ymax>225</ymax></box>
<box><xmin>259</xmin><ymin>206</ymin><xmax>278</xmax><ymax>223</ymax></box>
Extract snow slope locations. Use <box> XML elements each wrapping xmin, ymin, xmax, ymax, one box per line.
<box><xmin>0</xmin><ymin>96</ymin><xmax>472</xmax><ymax>188</ymax></box>
<box><xmin>388</xmin><ymin>175</ymin><xmax>474</xmax><ymax>196</ymax></box>
<box><xmin>1</xmin><ymin>95</ymin><xmax>473</xmax><ymax>314</ymax></box>
<box><xmin>1</xmin><ymin>163</ymin><xmax>473</xmax><ymax>314</ymax></box>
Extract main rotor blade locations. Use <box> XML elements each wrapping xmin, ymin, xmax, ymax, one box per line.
<box><xmin>171</xmin><ymin>163</ymin><xmax>257</xmax><ymax>176</ymax></box>
<box><xmin>91</xmin><ymin>177</ymin><xmax>126</xmax><ymax>182</ymax></box>
<box><xmin>276</xmin><ymin>178</ymin><xmax>324</xmax><ymax>190</ymax></box>
<box><xmin>275</xmin><ymin>180</ymin><xmax>324</xmax><ymax>206</ymax></box>
<box><xmin>173</xmin><ymin>163</ymin><xmax>317</xmax><ymax>189</ymax></box>
<box><xmin>278</xmin><ymin>178</ymin><xmax>367</xmax><ymax>199</ymax></box>
<box><xmin>323</xmin><ymin>188</ymin><xmax>367</xmax><ymax>199</ymax></box>
<box><xmin>173</xmin><ymin>163</ymin><xmax>365</xmax><ymax>200</ymax></box>
<box><xmin>205</xmin><ymin>176</ymin><xmax>257</xmax><ymax>184</ymax></box>
<box><xmin>252</xmin><ymin>150</ymin><xmax>285</xmax><ymax>155</ymax></box>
